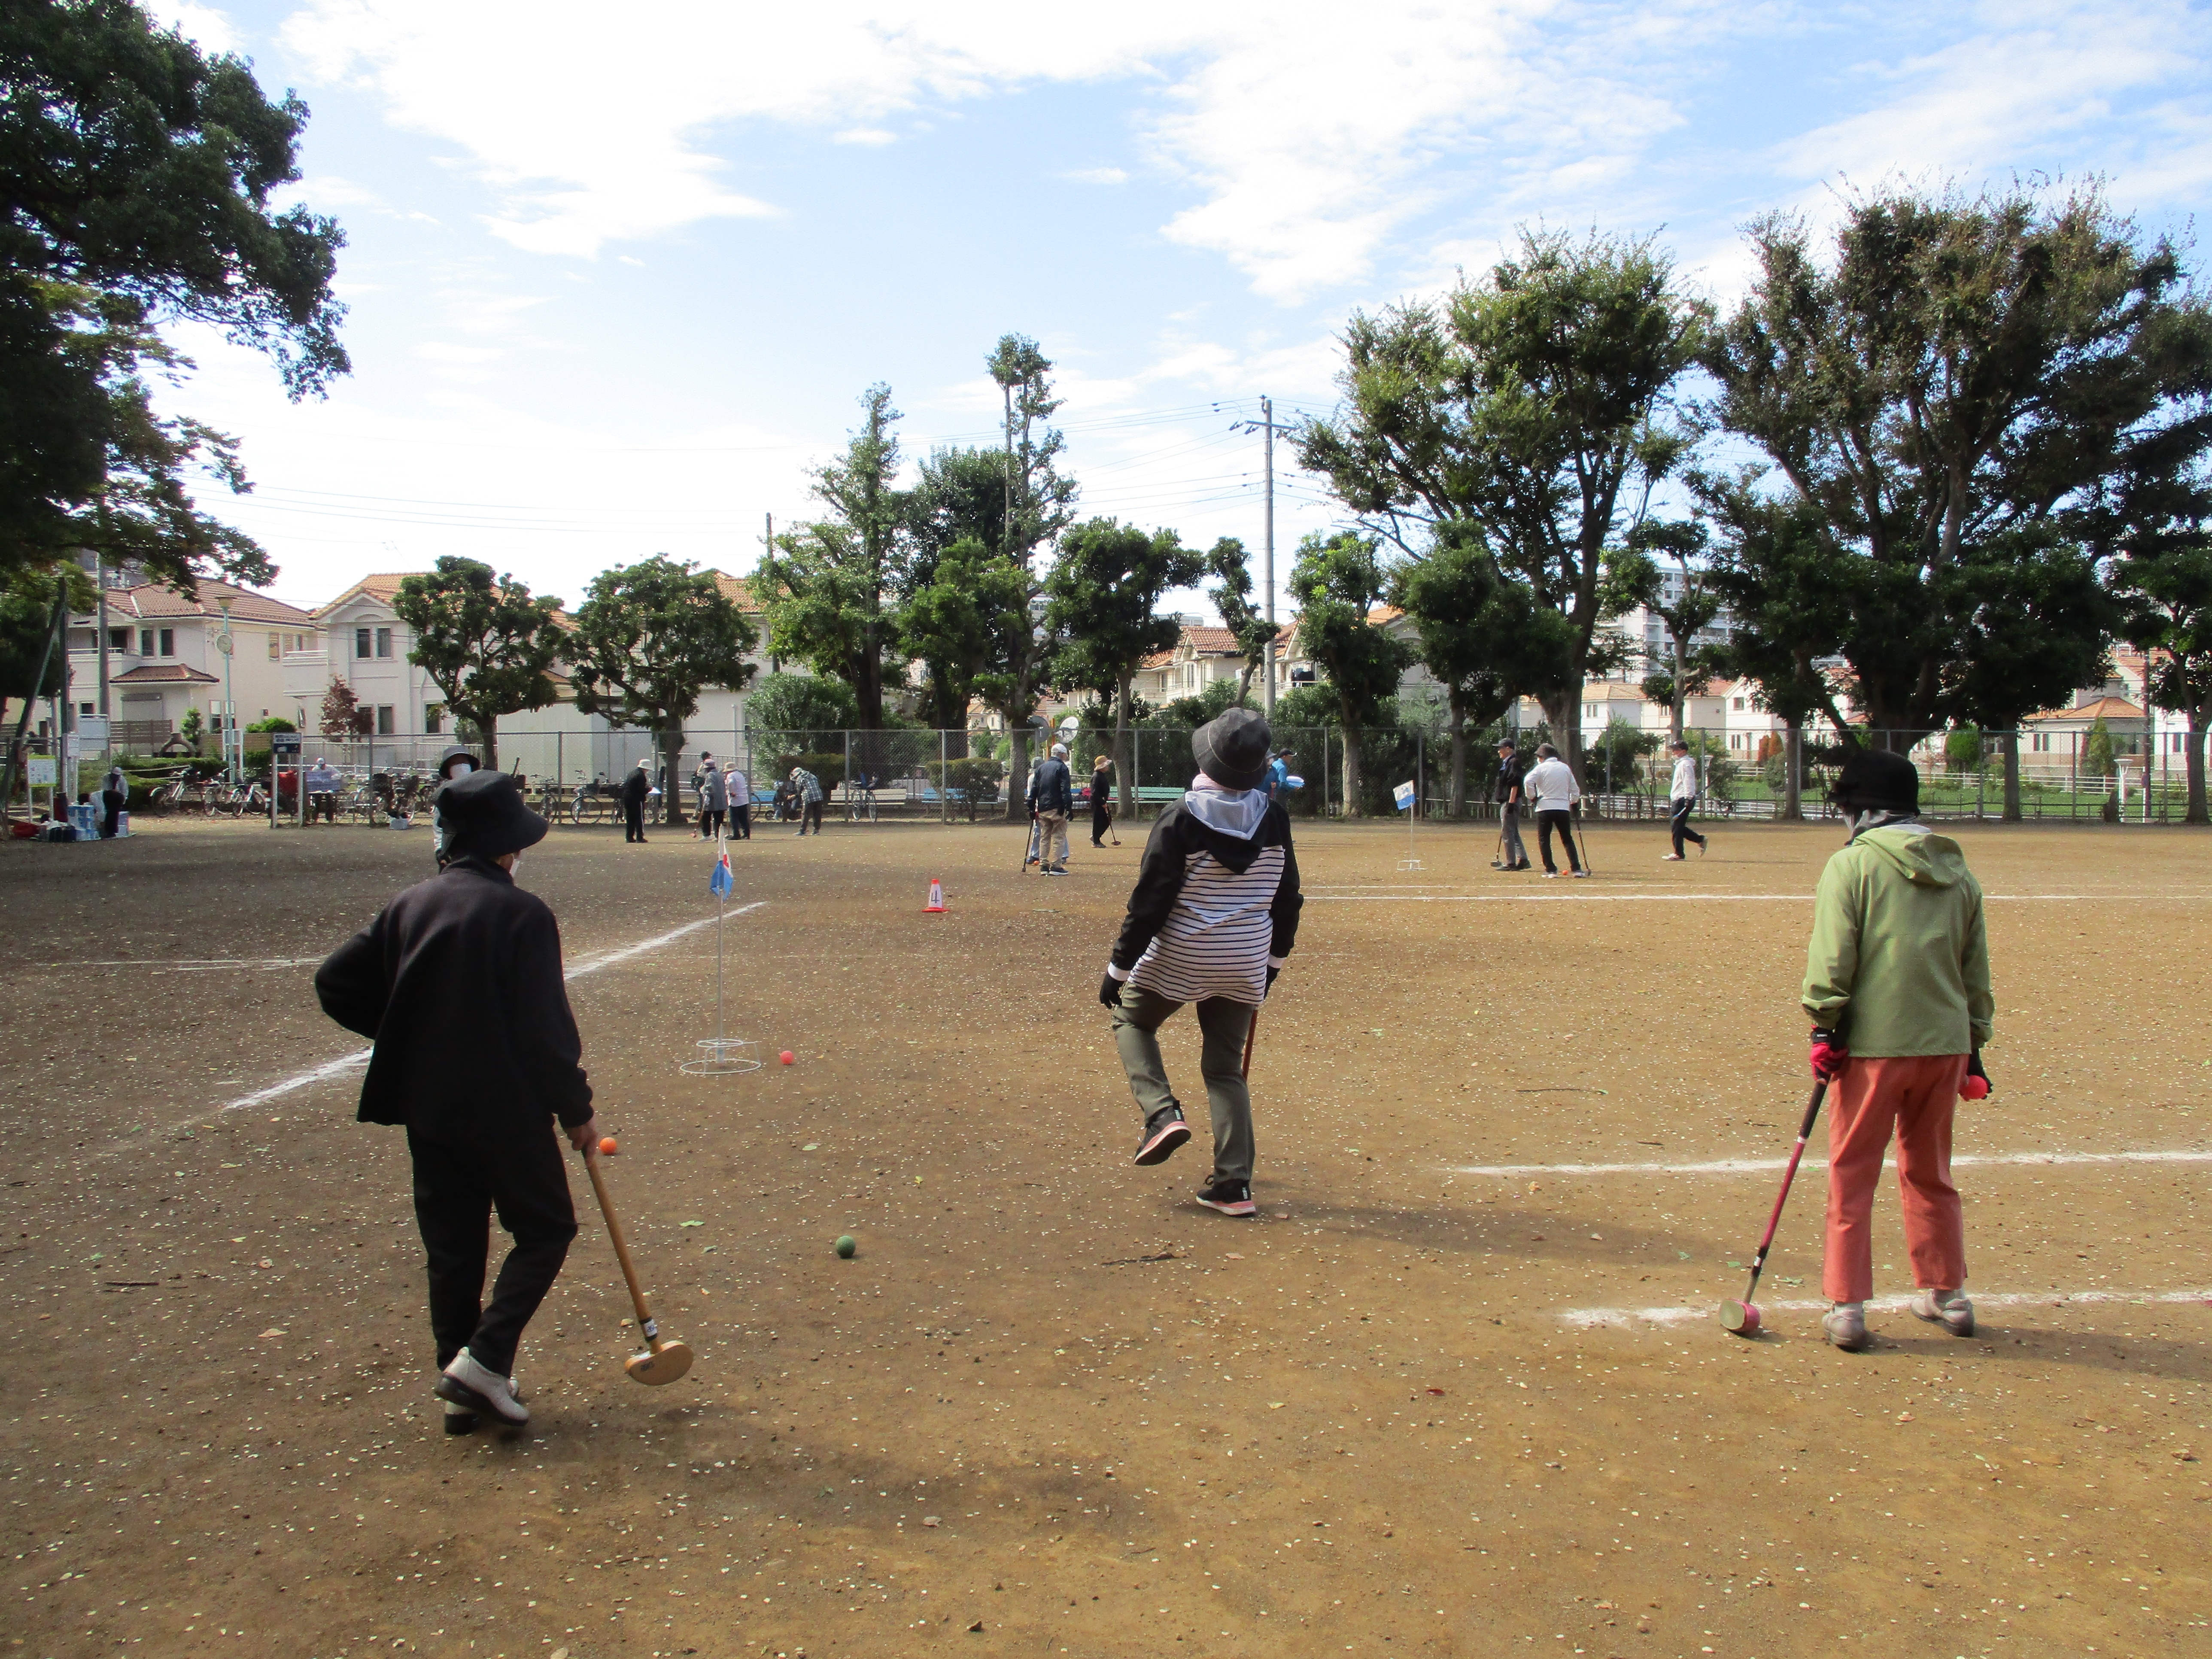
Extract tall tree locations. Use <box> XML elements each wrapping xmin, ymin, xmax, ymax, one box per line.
<box><xmin>978</xmin><ymin>334</ymin><xmax>1079</xmax><ymax>817</ymax></box>
<box><xmin>898</xmin><ymin>535</ymin><xmax>995</xmax><ymax>731</ymax></box>
<box><xmin>1392</xmin><ymin>523</ymin><xmax>1572</xmax><ymax>813</ymax></box>
<box><xmin>1299</xmin><ymin>228</ymin><xmax>1707</xmax><ymax>775</ymax></box>
<box><xmin>568</xmin><ymin>557</ymin><xmax>757</xmax><ymax>823</ymax></box>
<box><xmin>1</xmin><ymin>0</ymin><xmax>347</xmax><ymax>586</ymax></box>
<box><xmin>1046</xmin><ymin>519</ymin><xmax>1203</xmax><ymax>813</ymax></box>
<box><xmin>1704</xmin><ymin>181</ymin><xmax>2212</xmax><ymax>744</ymax></box>
<box><xmin>757</xmin><ymin>385</ymin><xmax>906</xmax><ymax>729</ymax></box>
<box><xmin>392</xmin><ymin>556</ymin><xmax>566</xmax><ymax>772</ymax></box>
<box><xmin>1205</xmin><ymin>536</ymin><xmax>1280</xmax><ymax>706</ymax></box>
<box><xmin>1287</xmin><ymin>531</ymin><xmax>1412</xmax><ymax>815</ymax></box>
<box><xmin>2106</xmin><ymin>429</ymin><xmax>2212</xmax><ymax>823</ymax></box>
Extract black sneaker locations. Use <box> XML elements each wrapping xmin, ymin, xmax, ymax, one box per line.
<box><xmin>1197</xmin><ymin>1177</ymin><xmax>1256</xmax><ymax>1218</ymax></box>
<box><xmin>1134</xmin><ymin>1106</ymin><xmax>1191</xmax><ymax>1166</ymax></box>
<box><xmin>444</xmin><ymin>1402</ymin><xmax>480</xmax><ymax>1435</ymax></box>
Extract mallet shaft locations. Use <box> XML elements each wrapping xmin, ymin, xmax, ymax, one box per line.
<box><xmin>583</xmin><ymin>1151</ymin><xmax>664</xmax><ymax>1346</ymax></box>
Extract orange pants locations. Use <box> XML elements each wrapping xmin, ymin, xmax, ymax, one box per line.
<box><xmin>1823</xmin><ymin>1053</ymin><xmax>1969</xmax><ymax>1303</ymax></box>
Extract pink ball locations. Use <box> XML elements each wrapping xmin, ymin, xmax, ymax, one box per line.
<box><xmin>779</xmin><ymin>1050</ymin><xmax>796</xmax><ymax>1066</ymax></box>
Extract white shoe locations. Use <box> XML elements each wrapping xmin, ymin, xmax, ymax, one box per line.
<box><xmin>1661</xmin><ymin>853</ymin><xmax>1684</xmax><ymax>861</ymax></box>
<box><xmin>1911</xmin><ymin>1288</ymin><xmax>1975</xmax><ymax>1337</ymax></box>
<box><xmin>435</xmin><ymin>1349</ymin><xmax>529</xmax><ymax>1425</ymax></box>
<box><xmin>1823</xmin><ymin>1303</ymin><xmax>1869</xmax><ymax>1352</ymax></box>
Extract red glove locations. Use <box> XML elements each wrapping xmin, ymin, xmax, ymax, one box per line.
<box><xmin>1809</xmin><ymin>1029</ymin><xmax>1848</xmax><ymax>1082</ymax></box>
<box><xmin>1960</xmin><ymin>1051</ymin><xmax>1990</xmax><ymax>1100</ymax></box>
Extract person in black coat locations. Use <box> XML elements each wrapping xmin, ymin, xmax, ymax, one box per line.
<box><xmin>314</xmin><ymin>770</ymin><xmax>607</xmax><ymax>1433</ymax></box>
<box><xmin>619</xmin><ymin>757</ymin><xmax>650</xmax><ymax>843</ymax></box>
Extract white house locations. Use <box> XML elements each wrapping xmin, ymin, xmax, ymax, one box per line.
<box><xmin>63</xmin><ymin>579</ymin><xmax>318</xmax><ymax>747</ymax></box>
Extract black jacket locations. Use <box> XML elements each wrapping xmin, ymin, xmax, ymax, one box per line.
<box><xmin>314</xmin><ymin>856</ymin><xmax>593</xmax><ymax>1135</ymax></box>
<box><xmin>619</xmin><ymin>769</ymin><xmax>650</xmax><ymax>807</ymax></box>
<box><xmin>1493</xmin><ymin>753</ymin><xmax>1526</xmax><ymax>805</ymax></box>
<box><xmin>1027</xmin><ymin>757</ymin><xmax>1073</xmax><ymax>814</ymax></box>
<box><xmin>1110</xmin><ymin>798</ymin><xmax>1303</xmax><ymax>974</ymax></box>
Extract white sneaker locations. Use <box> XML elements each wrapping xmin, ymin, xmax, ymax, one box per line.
<box><xmin>1661</xmin><ymin>853</ymin><xmax>1684</xmax><ymax>861</ymax></box>
<box><xmin>1823</xmin><ymin>1303</ymin><xmax>1869</xmax><ymax>1352</ymax></box>
<box><xmin>435</xmin><ymin>1349</ymin><xmax>529</xmax><ymax>1425</ymax></box>
<box><xmin>1911</xmin><ymin>1288</ymin><xmax>1975</xmax><ymax>1337</ymax></box>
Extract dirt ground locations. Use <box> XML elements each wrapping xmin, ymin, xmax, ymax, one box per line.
<box><xmin>2</xmin><ymin>810</ymin><xmax>2206</xmax><ymax>1659</ymax></box>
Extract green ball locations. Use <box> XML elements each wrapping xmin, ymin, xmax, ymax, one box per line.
<box><xmin>835</xmin><ymin>1235</ymin><xmax>857</xmax><ymax>1259</ymax></box>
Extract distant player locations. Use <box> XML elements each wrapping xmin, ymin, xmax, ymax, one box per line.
<box><xmin>1103</xmin><ymin>708</ymin><xmax>1302</xmax><ymax>1218</ymax></box>
<box><xmin>1522</xmin><ymin>743</ymin><xmax>1585</xmax><ymax>878</ymax></box>
<box><xmin>1492</xmin><ymin>738</ymin><xmax>1530</xmax><ymax>871</ymax></box>
<box><xmin>1802</xmin><ymin>749</ymin><xmax>1993</xmax><ymax>1352</ymax></box>
<box><xmin>1662</xmin><ymin>738</ymin><xmax>1708</xmax><ymax>860</ymax></box>
<box><xmin>314</xmin><ymin>771</ymin><xmax>606</xmax><ymax>1433</ymax></box>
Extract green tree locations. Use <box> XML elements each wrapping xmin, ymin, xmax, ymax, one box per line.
<box><xmin>744</xmin><ymin>670</ymin><xmax>857</xmax><ymax>745</ymax></box>
<box><xmin>568</xmin><ymin>557</ymin><xmax>758</xmax><ymax>823</ymax></box>
<box><xmin>979</xmin><ymin>334</ymin><xmax>1080</xmax><ymax>817</ymax></box>
<box><xmin>2083</xmin><ymin>715</ymin><xmax>2117</xmax><ymax>779</ymax></box>
<box><xmin>1046</xmin><ymin>518</ymin><xmax>1203</xmax><ymax>813</ymax></box>
<box><xmin>2118</xmin><ymin>532</ymin><xmax>2212</xmax><ymax>825</ymax></box>
<box><xmin>392</xmin><ymin>556</ymin><xmax>565</xmax><ymax>772</ymax></box>
<box><xmin>758</xmin><ymin>385</ymin><xmax>906</xmax><ymax>729</ymax></box>
<box><xmin>898</xmin><ymin>534</ymin><xmax>994</xmax><ymax>731</ymax></box>
<box><xmin>1299</xmin><ymin>228</ymin><xmax>1706</xmax><ymax>774</ymax></box>
<box><xmin>1392</xmin><ymin>522</ymin><xmax>1572</xmax><ymax>813</ymax></box>
<box><xmin>1704</xmin><ymin>182</ymin><xmax>2212</xmax><ymax>744</ymax></box>
<box><xmin>1204</xmin><ymin>536</ymin><xmax>1281</xmax><ymax>705</ymax></box>
<box><xmin>2</xmin><ymin>0</ymin><xmax>347</xmax><ymax>586</ymax></box>
<box><xmin>1287</xmin><ymin>531</ymin><xmax>1412</xmax><ymax>815</ymax></box>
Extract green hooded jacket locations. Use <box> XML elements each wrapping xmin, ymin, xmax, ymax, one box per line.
<box><xmin>1800</xmin><ymin>825</ymin><xmax>1993</xmax><ymax>1057</ymax></box>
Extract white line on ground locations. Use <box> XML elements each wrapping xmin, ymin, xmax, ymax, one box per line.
<box><xmin>1453</xmin><ymin>1149</ymin><xmax>2212</xmax><ymax>1177</ymax></box>
<box><xmin>61</xmin><ymin>958</ymin><xmax>325</xmax><ymax>970</ymax></box>
<box><xmin>1562</xmin><ymin>1288</ymin><xmax>2212</xmax><ymax>1328</ymax></box>
<box><xmin>1307</xmin><ymin>892</ymin><xmax>2099</xmax><ymax>903</ymax></box>
<box><xmin>219</xmin><ymin>904</ymin><xmax>764</xmax><ymax>1112</ymax></box>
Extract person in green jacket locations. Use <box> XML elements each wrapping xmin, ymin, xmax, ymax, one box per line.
<box><xmin>1801</xmin><ymin>748</ymin><xmax>1993</xmax><ymax>1352</ymax></box>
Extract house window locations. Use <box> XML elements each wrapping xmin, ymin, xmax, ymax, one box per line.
<box><xmin>2030</xmin><ymin>732</ymin><xmax>2051</xmax><ymax>753</ymax></box>
<box><xmin>267</xmin><ymin>632</ymin><xmax>281</xmax><ymax>660</ymax></box>
<box><xmin>424</xmin><ymin>705</ymin><xmax>443</xmax><ymax>735</ymax></box>
<box><xmin>1732</xmin><ymin>696</ymin><xmax>1747</xmax><ymax>711</ymax></box>
<box><xmin>2173</xmin><ymin>733</ymin><xmax>2188</xmax><ymax>754</ymax></box>
<box><xmin>1729</xmin><ymin>734</ymin><xmax>1743</xmax><ymax>750</ymax></box>
<box><xmin>159</xmin><ymin>628</ymin><xmax>174</xmax><ymax>656</ymax></box>
<box><xmin>356</xmin><ymin>626</ymin><xmax>372</xmax><ymax>657</ymax></box>
<box><xmin>108</xmin><ymin>628</ymin><xmax>131</xmax><ymax>651</ymax></box>
<box><xmin>375</xmin><ymin>627</ymin><xmax>393</xmax><ymax>659</ymax></box>
<box><xmin>376</xmin><ymin>705</ymin><xmax>395</xmax><ymax>736</ymax></box>
<box><xmin>80</xmin><ymin>701</ymin><xmax>95</xmax><ymax>716</ymax></box>
<box><xmin>139</xmin><ymin>628</ymin><xmax>153</xmax><ymax>656</ymax></box>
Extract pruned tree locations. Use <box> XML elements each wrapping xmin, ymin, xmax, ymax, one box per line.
<box><xmin>1205</xmin><ymin>536</ymin><xmax>1280</xmax><ymax>706</ymax></box>
<box><xmin>319</xmin><ymin>675</ymin><xmax>371</xmax><ymax>738</ymax></box>
<box><xmin>392</xmin><ymin>556</ymin><xmax>565</xmax><ymax>770</ymax></box>
<box><xmin>1045</xmin><ymin>519</ymin><xmax>1203</xmax><ymax>813</ymax></box>
<box><xmin>568</xmin><ymin>557</ymin><xmax>758</xmax><ymax>823</ymax></box>
<box><xmin>757</xmin><ymin>385</ymin><xmax>906</xmax><ymax>729</ymax></box>
<box><xmin>1</xmin><ymin>0</ymin><xmax>347</xmax><ymax>587</ymax></box>
<box><xmin>1287</xmin><ymin>530</ymin><xmax>1412</xmax><ymax>815</ymax></box>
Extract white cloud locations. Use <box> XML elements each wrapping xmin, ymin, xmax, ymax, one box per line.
<box><xmin>834</xmin><ymin>128</ymin><xmax>900</xmax><ymax>146</ymax></box>
<box><xmin>1063</xmin><ymin>166</ymin><xmax>1130</xmax><ymax>185</ymax></box>
<box><xmin>142</xmin><ymin>0</ymin><xmax>239</xmax><ymax>54</ymax></box>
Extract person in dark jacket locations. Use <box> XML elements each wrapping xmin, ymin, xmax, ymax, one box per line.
<box><xmin>429</xmin><ymin>746</ymin><xmax>480</xmax><ymax>868</ymax></box>
<box><xmin>313</xmin><ymin>770</ymin><xmax>606</xmax><ymax>1433</ymax></box>
<box><xmin>619</xmin><ymin>757</ymin><xmax>650</xmax><ymax>843</ymax></box>
<box><xmin>1102</xmin><ymin>707</ymin><xmax>1302</xmax><ymax>1218</ymax></box>
<box><xmin>1492</xmin><ymin>737</ymin><xmax>1530</xmax><ymax>871</ymax></box>
<box><xmin>1028</xmin><ymin>742</ymin><xmax>1074</xmax><ymax>874</ymax></box>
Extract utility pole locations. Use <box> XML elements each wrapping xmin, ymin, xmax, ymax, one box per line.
<box><xmin>217</xmin><ymin>597</ymin><xmax>237</xmax><ymax>783</ymax></box>
<box><xmin>1232</xmin><ymin>396</ymin><xmax>1297</xmax><ymax>715</ymax></box>
<box><xmin>762</xmin><ymin>512</ymin><xmax>779</xmax><ymax>672</ymax></box>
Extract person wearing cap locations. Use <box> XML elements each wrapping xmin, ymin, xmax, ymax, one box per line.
<box><xmin>790</xmin><ymin>765</ymin><xmax>823</xmax><ymax>836</ymax></box>
<box><xmin>1802</xmin><ymin>748</ymin><xmax>1993</xmax><ymax>1353</ymax></box>
<box><xmin>1522</xmin><ymin>742</ymin><xmax>1586</xmax><ymax>878</ymax></box>
<box><xmin>1028</xmin><ymin>741</ymin><xmax>1074</xmax><ymax>874</ymax></box>
<box><xmin>1492</xmin><ymin>737</ymin><xmax>1531</xmax><ymax>872</ymax></box>
<box><xmin>313</xmin><ymin>770</ymin><xmax>607</xmax><ymax>1434</ymax></box>
<box><xmin>724</xmin><ymin>758</ymin><xmax>752</xmax><ymax>840</ymax></box>
<box><xmin>619</xmin><ymin>757</ymin><xmax>650</xmax><ymax>843</ymax></box>
<box><xmin>304</xmin><ymin>755</ymin><xmax>341</xmax><ymax>825</ymax></box>
<box><xmin>1662</xmin><ymin>738</ymin><xmax>1708</xmax><ymax>860</ymax></box>
<box><xmin>1090</xmin><ymin>752</ymin><xmax>1120</xmax><ymax>848</ymax></box>
<box><xmin>430</xmin><ymin>747</ymin><xmax>481</xmax><ymax>867</ymax></box>
<box><xmin>1103</xmin><ymin>708</ymin><xmax>1303</xmax><ymax>1219</ymax></box>
<box><xmin>696</xmin><ymin>754</ymin><xmax>728</xmax><ymax>841</ymax></box>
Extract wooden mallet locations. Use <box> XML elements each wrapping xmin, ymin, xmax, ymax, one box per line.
<box><xmin>580</xmin><ymin>1150</ymin><xmax>693</xmax><ymax>1386</ymax></box>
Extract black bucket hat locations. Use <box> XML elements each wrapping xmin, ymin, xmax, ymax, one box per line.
<box><xmin>1831</xmin><ymin>747</ymin><xmax>1919</xmax><ymax>814</ymax></box>
<box><xmin>440</xmin><ymin>769</ymin><xmax>548</xmax><ymax>859</ymax></box>
<box><xmin>1192</xmin><ymin>707</ymin><xmax>1273</xmax><ymax>791</ymax></box>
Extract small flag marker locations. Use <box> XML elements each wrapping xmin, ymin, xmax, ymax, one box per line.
<box><xmin>924</xmin><ymin>877</ymin><xmax>946</xmax><ymax>913</ymax></box>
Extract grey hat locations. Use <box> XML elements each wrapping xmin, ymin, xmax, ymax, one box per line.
<box><xmin>1192</xmin><ymin>706</ymin><xmax>1273</xmax><ymax>791</ymax></box>
<box><xmin>439</xmin><ymin>770</ymin><xmax>547</xmax><ymax>860</ymax></box>
<box><xmin>436</xmin><ymin>745</ymin><xmax>481</xmax><ymax>781</ymax></box>
<box><xmin>1495</xmin><ymin>736</ymin><xmax>1517</xmax><ymax>751</ymax></box>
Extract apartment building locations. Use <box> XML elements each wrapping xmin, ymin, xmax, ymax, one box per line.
<box><xmin>61</xmin><ymin>579</ymin><xmax>318</xmax><ymax>745</ymax></box>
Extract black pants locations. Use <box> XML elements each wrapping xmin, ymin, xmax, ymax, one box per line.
<box><xmin>406</xmin><ymin>1124</ymin><xmax>577</xmax><ymax>1377</ymax></box>
<box><xmin>700</xmin><ymin>808</ymin><xmax>724</xmax><ymax>838</ymax></box>
<box><xmin>100</xmin><ymin>788</ymin><xmax>124</xmax><ymax>838</ymax></box>
<box><xmin>798</xmin><ymin>799</ymin><xmax>822</xmax><ymax>835</ymax></box>
<box><xmin>1536</xmin><ymin>808</ymin><xmax>1582</xmax><ymax>873</ymax></box>
<box><xmin>624</xmin><ymin>802</ymin><xmax>646</xmax><ymax>842</ymax></box>
<box><xmin>1091</xmin><ymin>799</ymin><xmax>1112</xmax><ymax>844</ymax></box>
<box><xmin>732</xmin><ymin>804</ymin><xmax>751</xmax><ymax>839</ymax></box>
<box><xmin>1670</xmin><ymin>797</ymin><xmax>1706</xmax><ymax>856</ymax></box>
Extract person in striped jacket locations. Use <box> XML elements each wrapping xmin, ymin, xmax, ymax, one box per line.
<box><xmin>1101</xmin><ymin>708</ymin><xmax>1303</xmax><ymax>1218</ymax></box>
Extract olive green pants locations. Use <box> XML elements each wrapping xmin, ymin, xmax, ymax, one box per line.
<box><xmin>1110</xmin><ymin>983</ymin><xmax>1255</xmax><ymax>1183</ymax></box>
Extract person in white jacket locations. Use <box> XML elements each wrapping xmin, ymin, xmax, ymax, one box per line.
<box><xmin>1662</xmin><ymin>738</ymin><xmax>1708</xmax><ymax>860</ymax></box>
<box><xmin>1522</xmin><ymin>743</ymin><xmax>1586</xmax><ymax>878</ymax></box>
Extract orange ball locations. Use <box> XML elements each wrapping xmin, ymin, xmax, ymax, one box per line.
<box><xmin>598</xmin><ymin>1136</ymin><xmax>618</xmax><ymax>1155</ymax></box>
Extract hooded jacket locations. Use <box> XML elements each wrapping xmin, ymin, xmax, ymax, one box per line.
<box><xmin>314</xmin><ymin>855</ymin><xmax>593</xmax><ymax>1135</ymax></box>
<box><xmin>1800</xmin><ymin>824</ymin><xmax>1993</xmax><ymax>1057</ymax></box>
<box><xmin>1107</xmin><ymin>786</ymin><xmax>1302</xmax><ymax>1006</ymax></box>
<box><xmin>1027</xmin><ymin>756</ymin><xmax>1073</xmax><ymax>815</ymax></box>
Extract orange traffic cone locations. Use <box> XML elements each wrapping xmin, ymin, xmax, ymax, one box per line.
<box><xmin>924</xmin><ymin>877</ymin><xmax>946</xmax><ymax>914</ymax></box>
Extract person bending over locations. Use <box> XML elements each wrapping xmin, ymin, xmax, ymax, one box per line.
<box><xmin>315</xmin><ymin>770</ymin><xmax>607</xmax><ymax>1432</ymax></box>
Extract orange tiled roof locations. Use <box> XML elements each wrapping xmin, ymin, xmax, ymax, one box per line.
<box><xmin>312</xmin><ymin>573</ymin><xmax>428</xmax><ymax>618</ymax></box>
<box><xmin>91</xmin><ymin>580</ymin><xmax>315</xmax><ymax>627</ymax></box>
<box><xmin>112</xmin><ymin>662</ymin><xmax>220</xmax><ymax>684</ymax></box>
<box><xmin>2028</xmin><ymin>694</ymin><xmax>2144</xmax><ymax>723</ymax></box>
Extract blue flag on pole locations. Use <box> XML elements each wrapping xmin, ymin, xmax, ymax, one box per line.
<box><xmin>709</xmin><ymin>842</ymin><xmax>732</xmax><ymax>899</ymax></box>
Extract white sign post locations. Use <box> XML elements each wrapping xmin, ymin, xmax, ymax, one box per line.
<box><xmin>1394</xmin><ymin>778</ymin><xmax>1422</xmax><ymax>871</ymax></box>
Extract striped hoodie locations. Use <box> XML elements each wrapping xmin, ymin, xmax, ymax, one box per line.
<box><xmin>1106</xmin><ymin>781</ymin><xmax>1302</xmax><ymax>1006</ymax></box>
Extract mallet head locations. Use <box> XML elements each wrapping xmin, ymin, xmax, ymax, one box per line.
<box><xmin>625</xmin><ymin>1340</ymin><xmax>694</xmax><ymax>1386</ymax></box>
<box><xmin>1718</xmin><ymin>1299</ymin><xmax>1762</xmax><ymax>1337</ymax></box>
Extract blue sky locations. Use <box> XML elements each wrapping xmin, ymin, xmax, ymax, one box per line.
<box><xmin>147</xmin><ymin>0</ymin><xmax>2212</xmax><ymax>617</ymax></box>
